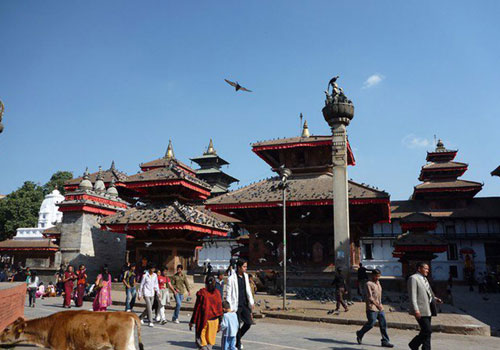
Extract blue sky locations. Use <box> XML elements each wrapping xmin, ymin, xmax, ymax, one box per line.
<box><xmin>1</xmin><ymin>1</ymin><xmax>499</xmax><ymax>200</ymax></box>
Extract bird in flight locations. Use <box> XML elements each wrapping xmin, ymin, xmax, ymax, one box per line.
<box><xmin>224</xmin><ymin>79</ymin><xmax>252</xmax><ymax>92</ymax></box>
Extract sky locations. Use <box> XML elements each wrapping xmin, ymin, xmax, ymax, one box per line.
<box><xmin>1</xmin><ymin>1</ymin><xmax>499</xmax><ymax>200</ymax></box>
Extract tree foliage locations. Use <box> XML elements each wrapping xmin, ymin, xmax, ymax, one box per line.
<box><xmin>0</xmin><ymin>170</ymin><xmax>73</xmax><ymax>240</ymax></box>
<box><xmin>43</xmin><ymin>171</ymin><xmax>73</xmax><ymax>195</ymax></box>
<box><xmin>0</xmin><ymin>181</ymin><xmax>44</xmax><ymax>240</ymax></box>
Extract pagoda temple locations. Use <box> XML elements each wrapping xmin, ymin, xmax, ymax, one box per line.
<box><xmin>360</xmin><ymin>140</ymin><xmax>500</xmax><ymax>281</ymax></box>
<box><xmin>412</xmin><ymin>139</ymin><xmax>482</xmax><ymax>205</ymax></box>
<box><xmin>101</xmin><ymin>141</ymin><xmax>231</xmax><ymax>271</ymax></box>
<box><xmin>190</xmin><ymin>139</ymin><xmax>239</xmax><ymax>197</ymax></box>
<box><xmin>206</xmin><ymin>121</ymin><xmax>390</xmax><ymax>271</ymax></box>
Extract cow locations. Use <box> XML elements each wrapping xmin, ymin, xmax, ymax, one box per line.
<box><xmin>0</xmin><ymin>310</ymin><xmax>144</xmax><ymax>350</ymax></box>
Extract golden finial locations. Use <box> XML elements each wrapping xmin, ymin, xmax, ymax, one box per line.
<box><xmin>165</xmin><ymin>140</ymin><xmax>175</xmax><ymax>159</ymax></box>
<box><xmin>301</xmin><ymin>120</ymin><xmax>310</xmax><ymax>138</ymax></box>
<box><xmin>205</xmin><ymin>139</ymin><xmax>216</xmax><ymax>155</ymax></box>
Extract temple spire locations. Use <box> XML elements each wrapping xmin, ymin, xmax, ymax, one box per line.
<box><xmin>110</xmin><ymin>160</ymin><xmax>116</xmax><ymax>170</ymax></box>
<box><xmin>301</xmin><ymin>120</ymin><xmax>310</xmax><ymax>138</ymax></box>
<box><xmin>165</xmin><ymin>140</ymin><xmax>175</xmax><ymax>160</ymax></box>
<box><xmin>205</xmin><ymin>139</ymin><xmax>216</xmax><ymax>155</ymax></box>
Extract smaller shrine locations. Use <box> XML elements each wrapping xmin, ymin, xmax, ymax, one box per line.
<box><xmin>393</xmin><ymin>213</ymin><xmax>447</xmax><ymax>278</ymax></box>
<box><xmin>190</xmin><ymin>139</ymin><xmax>239</xmax><ymax>197</ymax></box>
<box><xmin>58</xmin><ymin>168</ymin><xmax>129</xmax><ymax>278</ymax></box>
<box><xmin>64</xmin><ymin>161</ymin><xmax>128</xmax><ymax>192</ymax></box>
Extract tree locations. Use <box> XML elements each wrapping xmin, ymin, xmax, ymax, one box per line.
<box><xmin>43</xmin><ymin>171</ymin><xmax>73</xmax><ymax>195</ymax></box>
<box><xmin>0</xmin><ymin>181</ymin><xmax>44</xmax><ymax>240</ymax></box>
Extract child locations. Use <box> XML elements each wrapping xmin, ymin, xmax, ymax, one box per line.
<box><xmin>45</xmin><ymin>282</ymin><xmax>56</xmax><ymax>297</ymax></box>
<box><xmin>220</xmin><ymin>300</ymin><xmax>239</xmax><ymax>350</ymax></box>
<box><xmin>36</xmin><ymin>282</ymin><xmax>45</xmax><ymax>299</ymax></box>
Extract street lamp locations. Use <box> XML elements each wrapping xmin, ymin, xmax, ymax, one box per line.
<box><xmin>278</xmin><ymin>165</ymin><xmax>291</xmax><ymax>310</ymax></box>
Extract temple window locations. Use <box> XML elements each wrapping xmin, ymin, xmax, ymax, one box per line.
<box><xmin>449</xmin><ymin>265</ymin><xmax>458</xmax><ymax>278</ymax></box>
<box><xmin>363</xmin><ymin>243</ymin><xmax>373</xmax><ymax>260</ymax></box>
<box><xmin>447</xmin><ymin>244</ymin><xmax>458</xmax><ymax>261</ymax></box>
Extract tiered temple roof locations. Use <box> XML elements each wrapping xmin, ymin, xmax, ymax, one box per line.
<box><xmin>206</xmin><ymin>121</ymin><xmax>390</xmax><ymax>224</ymax></box>
<box><xmin>140</xmin><ymin>140</ymin><xmax>196</xmax><ymax>174</ymax></box>
<box><xmin>190</xmin><ymin>140</ymin><xmax>239</xmax><ymax>196</ymax></box>
<box><xmin>101</xmin><ymin>141</ymin><xmax>231</xmax><ymax>240</ymax></box>
<box><xmin>412</xmin><ymin>140</ymin><xmax>482</xmax><ymax>200</ymax></box>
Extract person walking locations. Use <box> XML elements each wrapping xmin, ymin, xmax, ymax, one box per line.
<box><xmin>62</xmin><ymin>266</ymin><xmax>77</xmax><ymax>308</ymax></box>
<box><xmin>227</xmin><ymin>259</ymin><xmax>254</xmax><ymax>350</ymax></box>
<box><xmin>408</xmin><ymin>262</ymin><xmax>443</xmax><ymax>350</ymax></box>
<box><xmin>220</xmin><ymin>300</ymin><xmax>239</xmax><ymax>350</ymax></box>
<box><xmin>189</xmin><ymin>275</ymin><xmax>223</xmax><ymax>349</ymax></box>
<box><xmin>27</xmin><ymin>271</ymin><xmax>40</xmax><ymax>308</ymax></box>
<box><xmin>171</xmin><ymin>264</ymin><xmax>191</xmax><ymax>324</ymax></box>
<box><xmin>155</xmin><ymin>267</ymin><xmax>176</xmax><ymax>324</ymax></box>
<box><xmin>93</xmin><ymin>265</ymin><xmax>112</xmax><ymax>311</ymax></box>
<box><xmin>75</xmin><ymin>265</ymin><xmax>87</xmax><ymax>307</ymax></box>
<box><xmin>123</xmin><ymin>263</ymin><xmax>137</xmax><ymax>312</ymax></box>
<box><xmin>355</xmin><ymin>269</ymin><xmax>394</xmax><ymax>347</ymax></box>
<box><xmin>332</xmin><ymin>268</ymin><xmax>349</xmax><ymax>312</ymax></box>
<box><xmin>138</xmin><ymin>265</ymin><xmax>160</xmax><ymax>327</ymax></box>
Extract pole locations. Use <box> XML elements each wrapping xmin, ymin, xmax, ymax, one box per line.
<box><xmin>331</xmin><ymin>123</ymin><xmax>351</xmax><ymax>292</ymax></box>
<box><xmin>282</xmin><ymin>184</ymin><xmax>287</xmax><ymax>310</ymax></box>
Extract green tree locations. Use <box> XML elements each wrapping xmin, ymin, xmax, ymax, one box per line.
<box><xmin>0</xmin><ymin>181</ymin><xmax>44</xmax><ymax>240</ymax></box>
<box><xmin>43</xmin><ymin>171</ymin><xmax>73</xmax><ymax>195</ymax></box>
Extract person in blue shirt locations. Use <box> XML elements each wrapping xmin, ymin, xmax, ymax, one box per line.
<box><xmin>220</xmin><ymin>300</ymin><xmax>239</xmax><ymax>350</ymax></box>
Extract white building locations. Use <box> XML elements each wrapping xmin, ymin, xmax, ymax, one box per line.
<box><xmin>360</xmin><ymin>199</ymin><xmax>500</xmax><ymax>281</ymax></box>
<box><xmin>14</xmin><ymin>189</ymin><xmax>65</xmax><ymax>240</ymax></box>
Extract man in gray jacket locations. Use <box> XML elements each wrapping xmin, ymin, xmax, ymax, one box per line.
<box><xmin>408</xmin><ymin>262</ymin><xmax>442</xmax><ymax>350</ymax></box>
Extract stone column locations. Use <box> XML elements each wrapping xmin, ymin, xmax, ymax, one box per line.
<box><xmin>322</xmin><ymin>77</ymin><xmax>354</xmax><ymax>281</ymax></box>
<box><xmin>331</xmin><ymin>123</ymin><xmax>351</xmax><ymax>272</ymax></box>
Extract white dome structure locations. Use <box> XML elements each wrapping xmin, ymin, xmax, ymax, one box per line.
<box><xmin>15</xmin><ymin>188</ymin><xmax>65</xmax><ymax>240</ymax></box>
<box><xmin>38</xmin><ymin>188</ymin><xmax>65</xmax><ymax>229</ymax></box>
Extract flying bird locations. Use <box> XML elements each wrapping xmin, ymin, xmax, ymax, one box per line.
<box><xmin>301</xmin><ymin>212</ymin><xmax>311</xmax><ymax>219</ymax></box>
<box><xmin>258</xmin><ymin>258</ymin><xmax>267</xmax><ymax>263</ymax></box>
<box><xmin>144</xmin><ymin>242</ymin><xmax>152</xmax><ymax>247</ymax></box>
<box><xmin>224</xmin><ymin>79</ymin><xmax>253</xmax><ymax>92</ymax></box>
<box><xmin>270</xmin><ymin>230</ymin><xmax>278</xmax><ymax>234</ymax></box>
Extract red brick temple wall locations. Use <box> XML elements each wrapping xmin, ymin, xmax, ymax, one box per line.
<box><xmin>0</xmin><ymin>282</ymin><xmax>26</xmax><ymax>331</ymax></box>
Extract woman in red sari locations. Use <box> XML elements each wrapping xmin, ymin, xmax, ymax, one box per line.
<box><xmin>93</xmin><ymin>265</ymin><xmax>112</xmax><ymax>312</ymax></box>
<box><xmin>62</xmin><ymin>265</ymin><xmax>77</xmax><ymax>308</ymax></box>
<box><xmin>75</xmin><ymin>264</ymin><xmax>87</xmax><ymax>307</ymax></box>
<box><xmin>189</xmin><ymin>275</ymin><xmax>223</xmax><ymax>349</ymax></box>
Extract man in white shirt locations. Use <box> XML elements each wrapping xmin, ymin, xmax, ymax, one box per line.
<box><xmin>138</xmin><ymin>265</ymin><xmax>160</xmax><ymax>327</ymax></box>
<box><xmin>408</xmin><ymin>262</ymin><xmax>442</xmax><ymax>350</ymax></box>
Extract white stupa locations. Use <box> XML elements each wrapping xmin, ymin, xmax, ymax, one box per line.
<box><xmin>15</xmin><ymin>188</ymin><xmax>65</xmax><ymax>240</ymax></box>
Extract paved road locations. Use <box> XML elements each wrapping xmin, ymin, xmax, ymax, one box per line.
<box><xmin>11</xmin><ymin>298</ymin><xmax>499</xmax><ymax>350</ymax></box>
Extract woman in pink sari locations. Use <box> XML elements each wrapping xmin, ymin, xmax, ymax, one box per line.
<box><xmin>93</xmin><ymin>265</ymin><xmax>112</xmax><ymax>311</ymax></box>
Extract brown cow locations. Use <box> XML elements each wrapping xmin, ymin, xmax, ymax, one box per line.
<box><xmin>0</xmin><ymin>310</ymin><xmax>143</xmax><ymax>350</ymax></box>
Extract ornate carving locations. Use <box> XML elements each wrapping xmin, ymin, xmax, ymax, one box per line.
<box><xmin>322</xmin><ymin>76</ymin><xmax>354</xmax><ymax>127</ymax></box>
